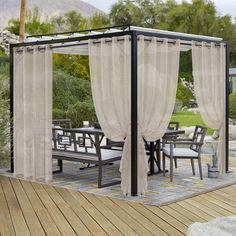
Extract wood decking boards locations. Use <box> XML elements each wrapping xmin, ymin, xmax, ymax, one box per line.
<box><xmin>0</xmin><ymin>175</ymin><xmax>235</xmax><ymax>235</ymax></box>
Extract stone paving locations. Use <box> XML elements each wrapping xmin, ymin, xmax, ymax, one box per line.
<box><xmin>1</xmin><ymin>151</ymin><xmax>236</xmax><ymax>206</ymax></box>
<box><xmin>51</xmin><ymin>155</ymin><xmax>236</xmax><ymax>206</ymax></box>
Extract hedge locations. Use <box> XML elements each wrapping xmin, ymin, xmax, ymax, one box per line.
<box><xmin>229</xmin><ymin>93</ymin><xmax>236</xmax><ymax>119</ymax></box>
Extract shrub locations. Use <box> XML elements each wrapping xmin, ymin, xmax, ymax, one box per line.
<box><xmin>176</xmin><ymin>82</ymin><xmax>194</xmax><ymax>107</ymax></box>
<box><xmin>229</xmin><ymin>93</ymin><xmax>236</xmax><ymax>119</ymax></box>
<box><xmin>52</xmin><ymin>108</ymin><xmax>67</xmax><ymax>120</ymax></box>
<box><xmin>66</xmin><ymin>100</ymin><xmax>95</xmax><ymax>127</ymax></box>
<box><xmin>53</xmin><ymin>69</ymin><xmax>95</xmax><ymax>127</ymax></box>
<box><xmin>53</xmin><ymin>69</ymin><xmax>92</xmax><ymax>111</ymax></box>
<box><xmin>0</xmin><ymin>60</ymin><xmax>10</xmax><ymax>166</ymax></box>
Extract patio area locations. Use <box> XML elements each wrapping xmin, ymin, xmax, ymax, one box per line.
<box><xmin>50</xmin><ymin>156</ymin><xmax>236</xmax><ymax>206</ymax></box>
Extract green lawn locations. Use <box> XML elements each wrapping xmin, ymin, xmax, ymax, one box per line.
<box><xmin>171</xmin><ymin>110</ymin><xmax>214</xmax><ymax>134</ymax></box>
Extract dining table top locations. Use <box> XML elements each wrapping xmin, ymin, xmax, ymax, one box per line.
<box><xmin>62</xmin><ymin>127</ymin><xmax>185</xmax><ymax>139</ymax></box>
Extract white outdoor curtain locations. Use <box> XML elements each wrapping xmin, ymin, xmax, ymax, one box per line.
<box><xmin>14</xmin><ymin>45</ymin><xmax>53</xmax><ymax>182</ymax></box>
<box><xmin>192</xmin><ymin>42</ymin><xmax>226</xmax><ymax>174</ymax></box>
<box><xmin>138</xmin><ymin>36</ymin><xmax>180</xmax><ymax>141</ymax></box>
<box><xmin>89</xmin><ymin>36</ymin><xmax>180</xmax><ymax>195</ymax></box>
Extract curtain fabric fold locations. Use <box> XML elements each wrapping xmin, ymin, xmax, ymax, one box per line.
<box><xmin>192</xmin><ymin>42</ymin><xmax>226</xmax><ymax>174</ymax></box>
<box><xmin>14</xmin><ymin>46</ymin><xmax>53</xmax><ymax>182</ymax></box>
<box><xmin>89</xmin><ymin>36</ymin><xmax>180</xmax><ymax>195</ymax></box>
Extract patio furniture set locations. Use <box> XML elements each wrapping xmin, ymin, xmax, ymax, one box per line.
<box><xmin>52</xmin><ymin>119</ymin><xmax>207</xmax><ymax>187</ymax></box>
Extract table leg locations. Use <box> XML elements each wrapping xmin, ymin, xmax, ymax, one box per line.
<box><xmin>156</xmin><ymin>140</ymin><xmax>161</xmax><ymax>172</ymax></box>
<box><xmin>148</xmin><ymin>139</ymin><xmax>167</xmax><ymax>175</ymax></box>
<box><xmin>150</xmin><ymin>141</ymin><xmax>155</xmax><ymax>174</ymax></box>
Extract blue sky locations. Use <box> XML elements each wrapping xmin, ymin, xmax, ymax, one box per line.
<box><xmin>84</xmin><ymin>0</ymin><xmax>236</xmax><ymax>18</ymax></box>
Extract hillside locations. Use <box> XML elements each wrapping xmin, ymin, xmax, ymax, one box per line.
<box><xmin>0</xmin><ymin>0</ymin><xmax>103</xmax><ymax>29</ymax></box>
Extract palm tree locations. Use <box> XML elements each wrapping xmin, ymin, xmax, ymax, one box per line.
<box><xmin>19</xmin><ymin>0</ymin><xmax>26</xmax><ymax>42</ymax></box>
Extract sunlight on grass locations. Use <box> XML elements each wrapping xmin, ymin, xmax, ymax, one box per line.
<box><xmin>171</xmin><ymin>110</ymin><xmax>214</xmax><ymax>135</ymax></box>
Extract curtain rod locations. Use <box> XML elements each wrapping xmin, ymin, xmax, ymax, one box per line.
<box><xmin>15</xmin><ymin>37</ymin><xmax>225</xmax><ymax>53</ymax></box>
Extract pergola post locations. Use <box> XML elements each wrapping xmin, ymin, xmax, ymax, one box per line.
<box><xmin>10</xmin><ymin>44</ymin><xmax>14</xmax><ymax>173</ymax></box>
<box><xmin>131</xmin><ymin>31</ymin><xmax>138</xmax><ymax>196</ymax></box>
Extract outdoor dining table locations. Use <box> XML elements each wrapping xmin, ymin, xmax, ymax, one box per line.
<box><xmin>71</xmin><ymin>127</ymin><xmax>184</xmax><ymax>175</ymax></box>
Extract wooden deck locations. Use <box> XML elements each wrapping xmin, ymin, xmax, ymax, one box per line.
<box><xmin>1</xmin><ymin>175</ymin><xmax>236</xmax><ymax>236</ymax></box>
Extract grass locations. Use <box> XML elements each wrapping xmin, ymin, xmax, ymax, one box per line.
<box><xmin>171</xmin><ymin>110</ymin><xmax>214</xmax><ymax>135</ymax></box>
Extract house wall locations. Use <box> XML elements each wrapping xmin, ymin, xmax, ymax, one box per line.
<box><xmin>229</xmin><ymin>68</ymin><xmax>236</xmax><ymax>93</ymax></box>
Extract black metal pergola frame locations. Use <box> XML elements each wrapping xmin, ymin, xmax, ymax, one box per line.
<box><xmin>9</xmin><ymin>25</ymin><xmax>230</xmax><ymax>196</ymax></box>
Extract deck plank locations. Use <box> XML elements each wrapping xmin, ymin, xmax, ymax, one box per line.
<box><xmin>43</xmin><ymin>184</ymin><xmax>92</xmax><ymax>236</ymax></box>
<box><xmin>167</xmin><ymin>202</ymin><xmax>205</xmax><ymax>222</ymax></box>
<box><xmin>177</xmin><ymin>200</ymin><xmax>213</xmax><ymax>221</ymax></box>
<box><xmin>193</xmin><ymin>195</ymin><xmax>232</xmax><ymax>216</ymax></box>
<box><xmin>160</xmin><ymin>205</ymin><xmax>194</xmax><ymax>227</ymax></box>
<box><xmin>82</xmin><ymin>192</ymin><xmax>138</xmax><ymax>236</ymax></box>
<box><xmin>0</xmin><ymin>180</ymin><xmax>15</xmax><ymax>236</ymax></box>
<box><xmin>31</xmin><ymin>182</ymin><xmax>77</xmax><ymax>235</ymax></box>
<box><xmin>97</xmin><ymin>195</ymin><xmax>154</xmax><ymax>236</ymax></box>
<box><xmin>111</xmin><ymin>198</ymin><xmax>168</xmax><ymax>236</ymax></box>
<box><xmin>130</xmin><ymin>202</ymin><xmax>185</xmax><ymax>235</ymax></box>
<box><xmin>56</xmin><ymin>187</ymin><xmax>107</xmax><ymax>236</ymax></box>
<box><xmin>20</xmin><ymin>180</ymin><xmax>61</xmax><ymax>236</ymax></box>
<box><xmin>10</xmin><ymin>178</ymin><xmax>46</xmax><ymax>236</ymax></box>
<box><xmin>0</xmin><ymin>176</ymin><xmax>30</xmax><ymax>236</ymax></box>
<box><xmin>70</xmin><ymin>191</ymin><xmax>123</xmax><ymax>236</ymax></box>
<box><xmin>184</xmin><ymin>198</ymin><xmax>223</xmax><ymax>218</ymax></box>
<box><xmin>144</xmin><ymin>204</ymin><xmax>188</xmax><ymax>234</ymax></box>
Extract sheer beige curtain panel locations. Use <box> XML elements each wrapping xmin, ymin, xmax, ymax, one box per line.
<box><xmin>192</xmin><ymin>42</ymin><xmax>226</xmax><ymax>174</ymax></box>
<box><xmin>14</xmin><ymin>45</ymin><xmax>53</xmax><ymax>181</ymax></box>
<box><xmin>89</xmin><ymin>36</ymin><xmax>180</xmax><ymax>195</ymax></box>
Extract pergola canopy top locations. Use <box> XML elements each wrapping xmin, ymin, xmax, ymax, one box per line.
<box><xmin>12</xmin><ymin>25</ymin><xmax>225</xmax><ymax>55</ymax></box>
<box><xmin>128</xmin><ymin>26</ymin><xmax>223</xmax><ymax>42</ymax></box>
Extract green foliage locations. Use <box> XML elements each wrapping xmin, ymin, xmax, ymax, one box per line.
<box><xmin>53</xmin><ymin>69</ymin><xmax>94</xmax><ymax>127</ymax></box>
<box><xmin>171</xmin><ymin>110</ymin><xmax>213</xmax><ymax>134</ymax></box>
<box><xmin>87</xmin><ymin>13</ymin><xmax>110</xmax><ymax>29</ymax></box>
<box><xmin>53</xmin><ymin>54</ymin><xmax>90</xmax><ymax>80</ymax></box>
<box><xmin>53</xmin><ymin>69</ymin><xmax>92</xmax><ymax>109</ymax></box>
<box><xmin>229</xmin><ymin>93</ymin><xmax>236</xmax><ymax>119</ymax></box>
<box><xmin>179</xmin><ymin>72</ymin><xmax>193</xmax><ymax>82</ymax></box>
<box><xmin>6</xmin><ymin>6</ymin><xmax>53</xmax><ymax>35</ymax></box>
<box><xmin>0</xmin><ymin>55</ymin><xmax>10</xmax><ymax>165</ymax></box>
<box><xmin>176</xmin><ymin>82</ymin><xmax>194</xmax><ymax>107</ymax></box>
<box><xmin>179</xmin><ymin>51</ymin><xmax>192</xmax><ymax>81</ymax></box>
<box><xmin>66</xmin><ymin>101</ymin><xmax>95</xmax><ymax>128</ymax></box>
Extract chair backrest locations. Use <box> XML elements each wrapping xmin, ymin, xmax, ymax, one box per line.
<box><xmin>168</xmin><ymin>121</ymin><xmax>179</xmax><ymax>131</ymax></box>
<box><xmin>52</xmin><ymin>128</ymin><xmax>102</xmax><ymax>160</ymax></box>
<box><xmin>190</xmin><ymin>125</ymin><xmax>207</xmax><ymax>152</ymax></box>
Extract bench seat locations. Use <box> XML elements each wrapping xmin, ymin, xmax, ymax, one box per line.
<box><xmin>52</xmin><ymin>127</ymin><xmax>122</xmax><ymax>188</ymax></box>
<box><xmin>52</xmin><ymin>149</ymin><xmax>122</xmax><ymax>163</ymax></box>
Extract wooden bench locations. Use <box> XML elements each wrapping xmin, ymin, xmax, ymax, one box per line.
<box><xmin>52</xmin><ymin>128</ymin><xmax>122</xmax><ymax>188</ymax></box>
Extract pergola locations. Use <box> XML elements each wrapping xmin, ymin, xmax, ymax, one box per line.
<box><xmin>9</xmin><ymin>25</ymin><xmax>229</xmax><ymax>196</ymax></box>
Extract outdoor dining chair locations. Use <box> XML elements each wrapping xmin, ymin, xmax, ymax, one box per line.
<box><xmin>162</xmin><ymin>125</ymin><xmax>207</xmax><ymax>182</ymax></box>
<box><xmin>162</xmin><ymin>121</ymin><xmax>180</xmax><ymax>168</ymax></box>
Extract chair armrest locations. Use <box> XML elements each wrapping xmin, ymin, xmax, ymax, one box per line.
<box><xmin>165</xmin><ymin>140</ymin><xmax>203</xmax><ymax>146</ymax></box>
<box><xmin>174</xmin><ymin>138</ymin><xmax>192</xmax><ymax>141</ymax></box>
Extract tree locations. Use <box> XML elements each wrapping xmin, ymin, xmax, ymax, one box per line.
<box><xmin>6</xmin><ymin>7</ymin><xmax>53</xmax><ymax>35</ymax></box>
